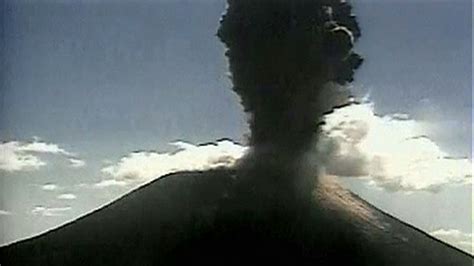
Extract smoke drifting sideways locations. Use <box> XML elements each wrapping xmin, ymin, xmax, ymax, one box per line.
<box><xmin>218</xmin><ymin>0</ymin><xmax>363</xmax><ymax>164</ymax></box>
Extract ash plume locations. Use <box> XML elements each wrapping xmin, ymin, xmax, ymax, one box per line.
<box><xmin>218</xmin><ymin>0</ymin><xmax>363</xmax><ymax>161</ymax></box>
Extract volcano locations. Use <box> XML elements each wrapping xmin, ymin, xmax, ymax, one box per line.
<box><xmin>0</xmin><ymin>168</ymin><xmax>471</xmax><ymax>265</ymax></box>
<box><xmin>1</xmin><ymin>0</ymin><xmax>472</xmax><ymax>265</ymax></box>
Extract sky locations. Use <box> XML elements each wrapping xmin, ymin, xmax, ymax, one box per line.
<box><xmin>0</xmin><ymin>0</ymin><xmax>472</xmax><ymax>254</ymax></box>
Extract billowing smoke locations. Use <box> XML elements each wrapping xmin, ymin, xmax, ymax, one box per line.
<box><xmin>218</xmin><ymin>0</ymin><xmax>362</xmax><ymax>161</ymax></box>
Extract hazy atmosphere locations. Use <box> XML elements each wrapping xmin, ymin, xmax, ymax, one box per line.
<box><xmin>0</xmin><ymin>0</ymin><xmax>472</xmax><ymax>254</ymax></box>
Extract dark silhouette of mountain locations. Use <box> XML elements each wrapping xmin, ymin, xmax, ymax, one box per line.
<box><xmin>1</xmin><ymin>168</ymin><xmax>471</xmax><ymax>265</ymax></box>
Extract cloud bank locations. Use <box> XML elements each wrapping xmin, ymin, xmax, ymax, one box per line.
<box><xmin>319</xmin><ymin>103</ymin><xmax>472</xmax><ymax>192</ymax></box>
<box><xmin>0</xmin><ymin>139</ymin><xmax>85</xmax><ymax>172</ymax></box>
<box><xmin>99</xmin><ymin>103</ymin><xmax>470</xmax><ymax>192</ymax></box>
<box><xmin>430</xmin><ymin>229</ymin><xmax>472</xmax><ymax>254</ymax></box>
<box><xmin>100</xmin><ymin>140</ymin><xmax>247</xmax><ymax>186</ymax></box>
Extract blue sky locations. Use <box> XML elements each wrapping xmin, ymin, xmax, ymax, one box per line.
<box><xmin>0</xmin><ymin>0</ymin><xmax>472</xmax><ymax>253</ymax></box>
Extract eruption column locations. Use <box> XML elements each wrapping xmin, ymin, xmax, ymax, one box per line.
<box><xmin>218</xmin><ymin>0</ymin><xmax>363</xmax><ymax>162</ymax></box>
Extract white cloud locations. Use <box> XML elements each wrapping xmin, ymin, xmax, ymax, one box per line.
<box><xmin>431</xmin><ymin>229</ymin><xmax>472</xmax><ymax>254</ymax></box>
<box><xmin>68</xmin><ymin>158</ymin><xmax>86</xmax><ymax>168</ymax></box>
<box><xmin>17</xmin><ymin>142</ymin><xmax>72</xmax><ymax>156</ymax></box>
<box><xmin>97</xmin><ymin>104</ymin><xmax>469</xmax><ymax>193</ymax></box>
<box><xmin>0</xmin><ymin>210</ymin><xmax>12</xmax><ymax>216</ymax></box>
<box><xmin>57</xmin><ymin>193</ymin><xmax>77</xmax><ymax>200</ymax></box>
<box><xmin>41</xmin><ymin>183</ymin><xmax>59</xmax><ymax>191</ymax></box>
<box><xmin>319</xmin><ymin>102</ymin><xmax>472</xmax><ymax>192</ymax></box>
<box><xmin>31</xmin><ymin>206</ymin><xmax>72</xmax><ymax>217</ymax></box>
<box><xmin>100</xmin><ymin>140</ymin><xmax>247</xmax><ymax>186</ymax></box>
<box><xmin>0</xmin><ymin>142</ymin><xmax>46</xmax><ymax>171</ymax></box>
<box><xmin>0</xmin><ymin>139</ymin><xmax>84</xmax><ymax>172</ymax></box>
<box><xmin>76</xmin><ymin>179</ymin><xmax>128</xmax><ymax>189</ymax></box>
<box><xmin>93</xmin><ymin>179</ymin><xmax>128</xmax><ymax>188</ymax></box>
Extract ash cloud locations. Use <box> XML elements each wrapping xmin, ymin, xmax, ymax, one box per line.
<box><xmin>218</xmin><ymin>0</ymin><xmax>362</xmax><ymax>159</ymax></box>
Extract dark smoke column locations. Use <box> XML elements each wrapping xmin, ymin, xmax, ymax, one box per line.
<box><xmin>218</xmin><ymin>0</ymin><xmax>362</xmax><ymax>158</ymax></box>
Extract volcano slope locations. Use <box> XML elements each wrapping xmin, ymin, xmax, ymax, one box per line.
<box><xmin>0</xmin><ymin>167</ymin><xmax>471</xmax><ymax>265</ymax></box>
